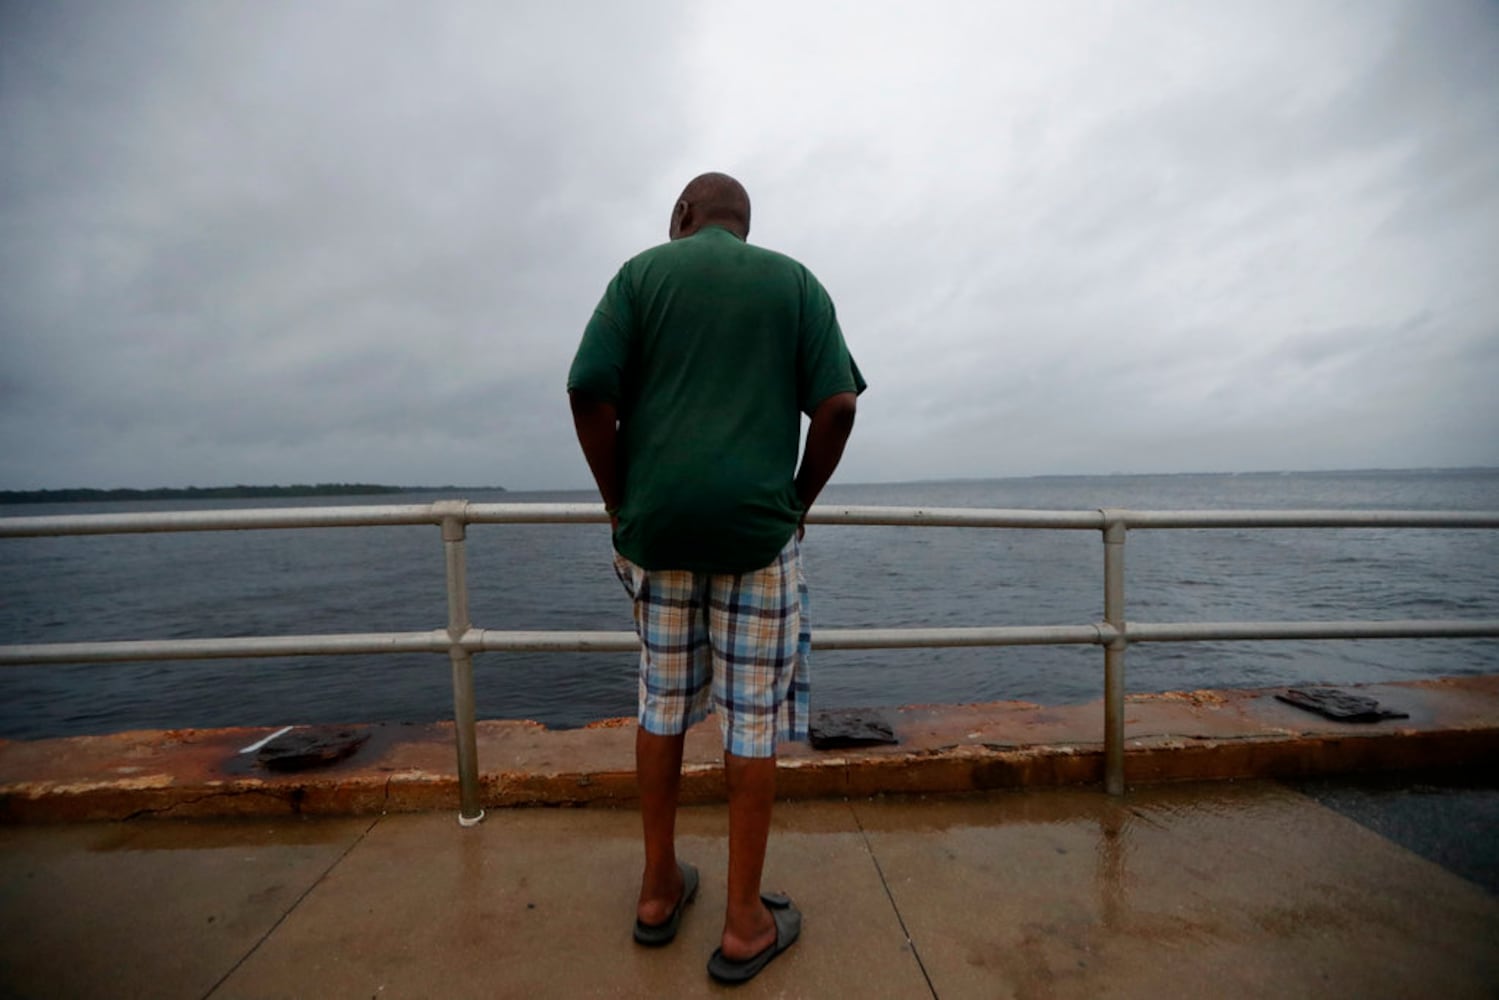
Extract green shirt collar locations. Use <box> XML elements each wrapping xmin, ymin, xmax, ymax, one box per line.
<box><xmin>692</xmin><ymin>224</ymin><xmax>745</xmax><ymax>242</ymax></box>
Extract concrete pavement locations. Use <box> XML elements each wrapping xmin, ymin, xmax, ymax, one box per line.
<box><xmin>2</xmin><ymin>777</ymin><xmax>1496</xmax><ymax>999</ymax></box>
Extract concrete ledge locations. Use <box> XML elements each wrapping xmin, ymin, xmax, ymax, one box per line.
<box><xmin>2</xmin><ymin>675</ymin><xmax>1496</xmax><ymax>822</ymax></box>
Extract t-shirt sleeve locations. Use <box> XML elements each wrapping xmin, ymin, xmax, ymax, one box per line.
<box><xmin>796</xmin><ymin>270</ymin><xmax>868</xmax><ymax>415</ymax></box>
<box><xmin>566</xmin><ymin>267</ymin><xmax>634</xmax><ymax>404</ymax></box>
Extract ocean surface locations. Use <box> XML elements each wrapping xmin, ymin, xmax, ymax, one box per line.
<box><xmin>2</xmin><ymin>470</ymin><xmax>1496</xmax><ymax>740</ymax></box>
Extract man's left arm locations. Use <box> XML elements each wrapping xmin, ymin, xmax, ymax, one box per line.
<box><xmin>794</xmin><ymin>391</ymin><xmax>858</xmax><ymax>536</ymax></box>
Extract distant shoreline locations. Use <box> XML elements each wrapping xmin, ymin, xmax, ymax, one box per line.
<box><xmin>0</xmin><ymin>484</ymin><xmax>505</xmax><ymax>505</ymax></box>
<box><xmin>3</xmin><ymin>467</ymin><xmax>1493</xmax><ymax>505</ymax></box>
<box><xmin>907</xmin><ymin>466</ymin><xmax>1499</xmax><ymax>485</ymax></box>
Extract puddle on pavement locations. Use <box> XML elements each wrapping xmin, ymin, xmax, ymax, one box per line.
<box><xmin>847</xmin><ymin>779</ymin><xmax>1298</xmax><ymax>832</ymax></box>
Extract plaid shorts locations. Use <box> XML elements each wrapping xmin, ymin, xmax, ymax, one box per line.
<box><xmin>613</xmin><ymin>536</ymin><xmax>810</xmax><ymax>758</ymax></box>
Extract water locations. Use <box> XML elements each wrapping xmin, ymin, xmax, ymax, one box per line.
<box><xmin>2</xmin><ymin>470</ymin><xmax>1496</xmax><ymax>740</ymax></box>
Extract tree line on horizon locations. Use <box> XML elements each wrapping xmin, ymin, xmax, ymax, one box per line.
<box><xmin>0</xmin><ymin>483</ymin><xmax>503</xmax><ymax>504</ymax></box>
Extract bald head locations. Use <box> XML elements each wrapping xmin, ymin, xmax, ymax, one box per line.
<box><xmin>668</xmin><ymin>172</ymin><xmax>751</xmax><ymax>241</ymax></box>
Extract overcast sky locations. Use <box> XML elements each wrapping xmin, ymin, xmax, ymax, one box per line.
<box><xmin>2</xmin><ymin>1</ymin><xmax>1496</xmax><ymax>491</ymax></box>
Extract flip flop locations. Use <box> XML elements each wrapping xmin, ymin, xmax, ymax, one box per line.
<box><xmin>706</xmin><ymin>892</ymin><xmax>801</xmax><ymax>984</ymax></box>
<box><xmin>633</xmin><ymin>861</ymin><xmax>699</xmax><ymax>946</ymax></box>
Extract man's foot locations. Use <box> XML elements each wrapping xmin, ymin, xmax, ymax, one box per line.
<box><xmin>717</xmin><ymin>897</ymin><xmax>777</xmax><ymax>961</ymax></box>
<box><xmin>633</xmin><ymin>862</ymin><xmax>698</xmax><ymax>946</ymax></box>
<box><xmin>708</xmin><ymin>893</ymin><xmax>801</xmax><ymax>984</ymax></box>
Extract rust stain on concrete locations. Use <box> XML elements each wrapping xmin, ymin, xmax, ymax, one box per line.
<box><xmin>2</xmin><ymin>675</ymin><xmax>1496</xmax><ymax>823</ymax></box>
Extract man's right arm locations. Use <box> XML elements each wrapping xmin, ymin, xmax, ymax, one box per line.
<box><xmin>794</xmin><ymin>391</ymin><xmax>858</xmax><ymax>533</ymax></box>
<box><xmin>569</xmin><ymin>391</ymin><xmax>622</xmax><ymax>529</ymax></box>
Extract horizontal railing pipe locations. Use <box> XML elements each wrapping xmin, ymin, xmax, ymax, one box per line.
<box><xmin>810</xmin><ymin>624</ymin><xmax>1112</xmax><ymax>649</ymax></box>
<box><xmin>472</xmin><ymin>629</ymin><xmax>640</xmax><ymax>653</ymax></box>
<box><xmin>1127</xmin><ymin>619</ymin><xmax>1499</xmax><ymax>642</ymax></box>
<box><xmin>0</xmin><ymin>504</ymin><xmax>442</xmax><ymax>537</ymax></box>
<box><xmin>7</xmin><ymin>503</ymin><xmax>1499</xmax><ymax>537</ymax></box>
<box><xmin>7</xmin><ymin>617</ymin><xmax>1494</xmax><ymax>667</ymax></box>
<box><xmin>805</xmin><ymin>505</ymin><xmax>1105</xmax><ymax>529</ymax></box>
<box><xmin>0</xmin><ymin>630</ymin><xmax>450</xmax><ymax>666</ymax></box>
<box><xmin>465</xmin><ymin>503</ymin><xmax>611</xmax><ymax>525</ymax></box>
<box><xmin>1121</xmin><ymin>510</ymin><xmax>1499</xmax><ymax>530</ymax></box>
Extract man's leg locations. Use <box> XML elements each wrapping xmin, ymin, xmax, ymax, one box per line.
<box><xmin>708</xmin><ymin>538</ymin><xmax>805</xmax><ymax>961</ymax></box>
<box><xmin>615</xmin><ymin>552</ymin><xmax>709</xmax><ymax>931</ymax></box>
<box><xmin>720</xmin><ymin>751</ymin><xmax>779</xmax><ymax>959</ymax></box>
<box><xmin>636</xmin><ymin>727</ymin><xmax>687</xmax><ymax>925</ymax></box>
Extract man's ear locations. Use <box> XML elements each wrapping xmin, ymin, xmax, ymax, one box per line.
<box><xmin>670</xmin><ymin>198</ymin><xmax>693</xmax><ymax>239</ymax></box>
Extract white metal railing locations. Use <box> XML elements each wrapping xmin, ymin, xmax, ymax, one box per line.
<box><xmin>3</xmin><ymin>501</ymin><xmax>1498</xmax><ymax>824</ymax></box>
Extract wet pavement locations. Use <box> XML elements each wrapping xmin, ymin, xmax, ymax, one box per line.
<box><xmin>1289</xmin><ymin>767</ymin><xmax>1499</xmax><ymax>896</ymax></box>
<box><xmin>1</xmin><ymin>775</ymin><xmax>1496</xmax><ymax>999</ymax></box>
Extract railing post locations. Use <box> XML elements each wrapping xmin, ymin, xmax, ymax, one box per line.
<box><xmin>1101</xmin><ymin>509</ymin><xmax>1127</xmax><ymax>796</ymax></box>
<box><xmin>437</xmin><ymin>501</ymin><xmax>484</xmax><ymax>827</ymax></box>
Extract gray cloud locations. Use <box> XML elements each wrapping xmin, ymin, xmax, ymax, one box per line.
<box><xmin>2</xmin><ymin>0</ymin><xmax>1496</xmax><ymax>491</ymax></box>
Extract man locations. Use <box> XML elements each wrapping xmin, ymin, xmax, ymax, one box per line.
<box><xmin>567</xmin><ymin>172</ymin><xmax>864</xmax><ymax>983</ymax></box>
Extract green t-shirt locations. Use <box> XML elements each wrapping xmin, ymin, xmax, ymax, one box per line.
<box><xmin>568</xmin><ymin>225</ymin><xmax>866</xmax><ymax>573</ymax></box>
